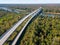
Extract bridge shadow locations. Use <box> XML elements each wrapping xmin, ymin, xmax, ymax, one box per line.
<box><xmin>15</xmin><ymin>10</ymin><xmax>43</xmax><ymax>45</ymax></box>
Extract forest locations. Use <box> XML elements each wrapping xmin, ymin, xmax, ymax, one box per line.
<box><xmin>0</xmin><ymin>7</ymin><xmax>60</xmax><ymax>45</ymax></box>
<box><xmin>4</xmin><ymin>15</ymin><xmax>32</xmax><ymax>45</ymax></box>
<box><xmin>20</xmin><ymin>15</ymin><xmax>60</xmax><ymax>45</ymax></box>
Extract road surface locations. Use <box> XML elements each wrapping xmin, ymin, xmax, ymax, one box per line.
<box><xmin>12</xmin><ymin>8</ymin><xmax>42</xmax><ymax>45</ymax></box>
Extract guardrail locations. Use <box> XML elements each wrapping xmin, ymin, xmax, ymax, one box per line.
<box><xmin>12</xmin><ymin>8</ymin><xmax>42</xmax><ymax>45</ymax></box>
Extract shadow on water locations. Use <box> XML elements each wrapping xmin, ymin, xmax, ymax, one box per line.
<box><xmin>15</xmin><ymin>10</ymin><xmax>42</xmax><ymax>45</ymax></box>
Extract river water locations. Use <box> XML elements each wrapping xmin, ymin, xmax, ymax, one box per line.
<box><xmin>40</xmin><ymin>13</ymin><xmax>60</xmax><ymax>18</ymax></box>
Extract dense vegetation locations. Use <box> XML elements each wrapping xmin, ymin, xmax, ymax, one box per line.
<box><xmin>20</xmin><ymin>15</ymin><xmax>60</xmax><ymax>45</ymax></box>
<box><xmin>0</xmin><ymin>11</ymin><xmax>29</xmax><ymax>36</ymax></box>
<box><xmin>0</xmin><ymin>10</ymin><xmax>8</xmax><ymax>17</ymax></box>
<box><xmin>4</xmin><ymin>15</ymin><xmax>32</xmax><ymax>45</ymax></box>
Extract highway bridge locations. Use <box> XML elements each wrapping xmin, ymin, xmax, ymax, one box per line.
<box><xmin>0</xmin><ymin>7</ymin><xmax>42</xmax><ymax>45</ymax></box>
<box><xmin>12</xmin><ymin>7</ymin><xmax>42</xmax><ymax>45</ymax></box>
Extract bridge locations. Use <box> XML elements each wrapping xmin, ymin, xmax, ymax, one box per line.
<box><xmin>0</xmin><ymin>7</ymin><xmax>42</xmax><ymax>45</ymax></box>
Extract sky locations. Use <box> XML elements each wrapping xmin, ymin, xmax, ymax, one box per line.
<box><xmin>0</xmin><ymin>0</ymin><xmax>60</xmax><ymax>4</ymax></box>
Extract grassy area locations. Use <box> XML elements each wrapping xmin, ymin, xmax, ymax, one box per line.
<box><xmin>19</xmin><ymin>15</ymin><xmax>60</xmax><ymax>45</ymax></box>
<box><xmin>4</xmin><ymin>15</ymin><xmax>32</xmax><ymax>45</ymax></box>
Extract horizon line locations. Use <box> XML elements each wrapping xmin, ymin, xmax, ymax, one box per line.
<box><xmin>0</xmin><ymin>3</ymin><xmax>60</xmax><ymax>4</ymax></box>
